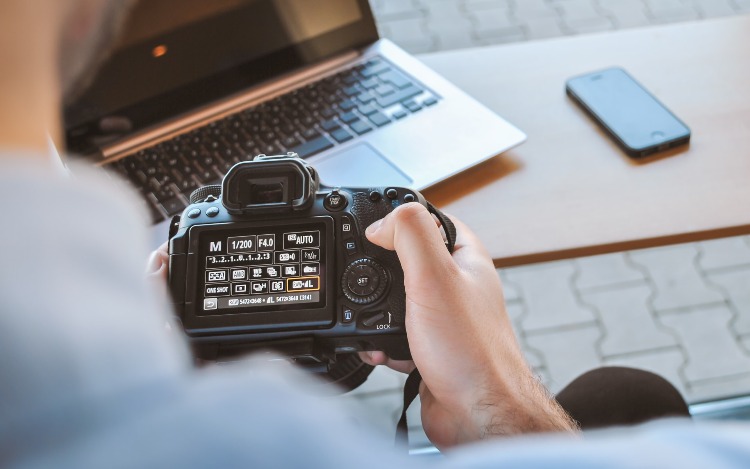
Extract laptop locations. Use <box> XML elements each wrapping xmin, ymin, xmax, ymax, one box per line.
<box><xmin>64</xmin><ymin>0</ymin><xmax>526</xmax><ymax>241</ymax></box>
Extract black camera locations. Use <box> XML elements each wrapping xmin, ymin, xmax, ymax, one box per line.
<box><xmin>168</xmin><ymin>153</ymin><xmax>454</xmax><ymax>388</ymax></box>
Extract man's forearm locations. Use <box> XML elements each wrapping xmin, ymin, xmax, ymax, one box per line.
<box><xmin>473</xmin><ymin>364</ymin><xmax>579</xmax><ymax>439</ymax></box>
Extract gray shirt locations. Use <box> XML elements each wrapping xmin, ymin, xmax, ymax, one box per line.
<box><xmin>1</xmin><ymin>156</ymin><xmax>749</xmax><ymax>468</ymax></box>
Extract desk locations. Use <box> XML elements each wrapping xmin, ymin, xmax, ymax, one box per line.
<box><xmin>419</xmin><ymin>16</ymin><xmax>750</xmax><ymax>268</ymax></box>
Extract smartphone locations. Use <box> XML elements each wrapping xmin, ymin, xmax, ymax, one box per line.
<box><xmin>565</xmin><ymin>67</ymin><xmax>690</xmax><ymax>158</ymax></box>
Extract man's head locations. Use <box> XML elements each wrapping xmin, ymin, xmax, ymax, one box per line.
<box><xmin>57</xmin><ymin>0</ymin><xmax>134</xmax><ymax>104</ymax></box>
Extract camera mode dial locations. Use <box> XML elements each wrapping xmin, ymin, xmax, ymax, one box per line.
<box><xmin>342</xmin><ymin>258</ymin><xmax>388</xmax><ymax>305</ymax></box>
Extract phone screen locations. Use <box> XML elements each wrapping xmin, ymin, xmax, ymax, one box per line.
<box><xmin>566</xmin><ymin>68</ymin><xmax>690</xmax><ymax>157</ymax></box>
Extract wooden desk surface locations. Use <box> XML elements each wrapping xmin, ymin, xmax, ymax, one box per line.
<box><xmin>419</xmin><ymin>16</ymin><xmax>750</xmax><ymax>267</ymax></box>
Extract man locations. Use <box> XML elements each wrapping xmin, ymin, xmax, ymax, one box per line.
<box><xmin>1</xmin><ymin>0</ymin><xmax>748</xmax><ymax>467</ymax></box>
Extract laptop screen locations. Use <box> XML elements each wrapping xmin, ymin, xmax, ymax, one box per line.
<box><xmin>65</xmin><ymin>0</ymin><xmax>378</xmax><ymax>154</ymax></box>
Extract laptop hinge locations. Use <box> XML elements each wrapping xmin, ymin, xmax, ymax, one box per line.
<box><xmin>98</xmin><ymin>49</ymin><xmax>363</xmax><ymax>164</ymax></box>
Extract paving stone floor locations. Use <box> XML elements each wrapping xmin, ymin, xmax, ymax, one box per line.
<box><xmin>337</xmin><ymin>0</ymin><xmax>750</xmax><ymax>446</ymax></box>
<box><xmin>371</xmin><ymin>0</ymin><xmax>750</xmax><ymax>53</ymax></box>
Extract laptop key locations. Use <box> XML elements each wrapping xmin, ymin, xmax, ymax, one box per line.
<box><xmin>374</xmin><ymin>84</ymin><xmax>395</xmax><ymax>96</ymax></box>
<box><xmin>300</xmin><ymin>115</ymin><xmax>316</xmax><ymax>126</ymax></box>
<box><xmin>368</xmin><ymin>111</ymin><xmax>391</xmax><ymax>127</ymax></box>
<box><xmin>393</xmin><ymin>109</ymin><xmax>408</xmax><ymax>120</ymax></box>
<box><xmin>160</xmin><ymin>197</ymin><xmax>187</xmax><ymax>215</ymax></box>
<box><xmin>281</xmin><ymin>135</ymin><xmax>300</xmax><ymax>148</ymax></box>
<box><xmin>307</xmin><ymin>101</ymin><xmax>321</xmax><ymax>112</ymax></box>
<box><xmin>342</xmin><ymin>85</ymin><xmax>360</xmax><ymax>97</ymax></box>
<box><xmin>339</xmin><ymin>99</ymin><xmax>357</xmax><ymax>111</ymax></box>
<box><xmin>289</xmin><ymin>135</ymin><xmax>334</xmax><ymax>158</ymax></box>
<box><xmin>361</xmin><ymin>61</ymin><xmax>390</xmax><ymax>78</ymax></box>
<box><xmin>404</xmin><ymin>100</ymin><xmax>422</xmax><ymax>113</ymax></box>
<box><xmin>375</xmin><ymin>84</ymin><xmax>423</xmax><ymax>108</ymax></box>
<box><xmin>423</xmin><ymin>97</ymin><xmax>438</xmax><ymax>106</ymax></box>
<box><xmin>339</xmin><ymin>112</ymin><xmax>358</xmax><ymax>124</ymax></box>
<box><xmin>357</xmin><ymin>91</ymin><xmax>376</xmax><ymax>104</ymax></box>
<box><xmin>342</xmin><ymin>74</ymin><xmax>359</xmax><ymax>85</ymax></box>
<box><xmin>360</xmin><ymin>78</ymin><xmax>379</xmax><ymax>89</ymax></box>
<box><xmin>357</xmin><ymin>104</ymin><xmax>377</xmax><ymax>116</ymax></box>
<box><xmin>320</xmin><ymin>108</ymin><xmax>336</xmax><ymax>118</ymax></box>
<box><xmin>133</xmin><ymin>170</ymin><xmax>148</xmax><ymax>185</ymax></box>
<box><xmin>301</xmin><ymin>128</ymin><xmax>320</xmax><ymax>140</ymax></box>
<box><xmin>323</xmin><ymin>93</ymin><xmax>339</xmax><ymax>104</ymax></box>
<box><xmin>146</xmin><ymin>201</ymin><xmax>165</xmax><ymax>224</ymax></box>
<box><xmin>349</xmin><ymin>120</ymin><xmax>373</xmax><ymax>135</ymax></box>
<box><xmin>196</xmin><ymin>167</ymin><xmax>218</xmax><ymax>183</ymax></box>
<box><xmin>154</xmin><ymin>185</ymin><xmax>177</xmax><ymax>202</ymax></box>
<box><xmin>177</xmin><ymin>178</ymin><xmax>198</xmax><ymax>193</ymax></box>
<box><xmin>321</xmin><ymin>119</ymin><xmax>340</xmax><ymax>131</ymax></box>
<box><xmin>330</xmin><ymin>128</ymin><xmax>353</xmax><ymax>143</ymax></box>
<box><xmin>261</xmin><ymin>142</ymin><xmax>282</xmax><ymax>155</ymax></box>
<box><xmin>379</xmin><ymin>70</ymin><xmax>413</xmax><ymax>89</ymax></box>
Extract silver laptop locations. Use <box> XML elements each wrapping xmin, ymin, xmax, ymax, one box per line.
<box><xmin>64</xmin><ymin>0</ymin><xmax>525</xmax><ymax>240</ymax></box>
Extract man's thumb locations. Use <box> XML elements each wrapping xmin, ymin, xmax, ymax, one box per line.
<box><xmin>365</xmin><ymin>203</ymin><xmax>456</xmax><ymax>289</ymax></box>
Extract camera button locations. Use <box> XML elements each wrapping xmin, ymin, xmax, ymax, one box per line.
<box><xmin>324</xmin><ymin>189</ymin><xmax>347</xmax><ymax>211</ymax></box>
<box><xmin>344</xmin><ymin>239</ymin><xmax>357</xmax><ymax>255</ymax></box>
<box><xmin>360</xmin><ymin>311</ymin><xmax>392</xmax><ymax>330</ymax></box>
<box><xmin>403</xmin><ymin>193</ymin><xmax>416</xmax><ymax>203</ymax></box>
<box><xmin>342</xmin><ymin>258</ymin><xmax>388</xmax><ymax>304</ymax></box>
<box><xmin>341</xmin><ymin>215</ymin><xmax>355</xmax><ymax>235</ymax></box>
<box><xmin>342</xmin><ymin>307</ymin><xmax>355</xmax><ymax>324</ymax></box>
<box><xmin>386</xmin><ymin>188</ymin><xmax>398</xmax><ymax>200</ymax></box>
<box><xmin>347</xmin><ymin>265</ymin><xmax>379</xmax><ymax>296</ymax></box>
<box><xmin>187</xmin><ymin>208</ymin><xmax>201</xmax><ymax>219</ymax></box>
<box><xmin>206</xmin><ymin>206</ymin><xmax>220</xmax><ymax>217</ymax></box>
<box><xmin>369</xmin><ymin>191</ymin><xmax>381</xmax><ymax>202</ymax></box>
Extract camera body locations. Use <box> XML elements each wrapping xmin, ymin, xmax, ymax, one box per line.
<box><xmin>168</xmin><ymin>154</ymin><xmax>429</xmax><ymax>365</ymax></box>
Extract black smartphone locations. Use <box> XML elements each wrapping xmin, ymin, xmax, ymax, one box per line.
<box><xmin>565</xmin><ymin>67</ymin><xmax>690</xmax><ymax>158</ymax></box>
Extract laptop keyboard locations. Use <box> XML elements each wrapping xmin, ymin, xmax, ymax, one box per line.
<box><xmin>106</xmin><ymin>57</ymin><xmax>440</xmax><ymax>224</ymax></box>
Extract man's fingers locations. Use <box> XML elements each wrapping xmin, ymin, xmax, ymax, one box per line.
<box><xmin>146</xmin><ymin>241</ymin><xmax>169</xmax><ymax>274</ymax></box>
<box><xmin>447</xmin><ymin>216</ymin><xmax>495</xmax><ymax>271</ymax></box>
<box><xmin>358</xmin><ymin>351</ymin><xmax>416</xmax><ymax>374</ymax></box>
<box><xmin>366</xmin><ymin>205</ymin><xmax>495</xmax><ymax>282</ymax></box>
<box><xmin>365</xmin><ymin>203</ymin><xmax>457</xmax><ymax>286</ymax></box>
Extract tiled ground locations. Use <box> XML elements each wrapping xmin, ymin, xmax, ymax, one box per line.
<box><xmin>338</xmin><ymin>0</ymin><xmax>750</xmax><ymax>446</ymax></box>
<box><xmin>371</xmin><ymin>0</ymin><xmax>750</xmax><ymax>53</ymax></box>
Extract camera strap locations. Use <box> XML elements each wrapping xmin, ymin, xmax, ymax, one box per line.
<box><xmin>395</xmin><ymin>368</ymin><xmax>422</xmax><ymax>448</ymax></box>
<box><xmin>395</xmin><ymin>203</ymin><xmax>455</xmax><ymax>451</ymax></box>
<box><xmin>426</xmin><ymin>202</ymin><xmax>457</xmax><ymax>253</ymax></box>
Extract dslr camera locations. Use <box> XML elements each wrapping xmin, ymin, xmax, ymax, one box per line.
<box><xmin>168</xmin><ymin>153</ymin><xmax>453</xmax><ymax>388</ymax></box>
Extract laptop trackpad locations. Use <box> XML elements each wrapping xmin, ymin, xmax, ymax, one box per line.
<box><xmin>312</xmin><ymin>143</ymin><xmax>412</xmax><ymax>187</ymax></box>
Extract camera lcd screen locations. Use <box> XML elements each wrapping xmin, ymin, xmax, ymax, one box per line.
<box><xmin>197</xmin><ymin>222</ymin><xmax>326</xmax><ymax>315</ymax></box>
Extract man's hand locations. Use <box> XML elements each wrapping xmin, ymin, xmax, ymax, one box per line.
<box><xmin>146</xmin><ymin>241</ymin><xmax>169</xmax><ymax>282</ymax></box>
<box><xmin>361</xmin><ymin>203</ymin><xmax>577</xmax><ymax>449</ymax></box>
<box><xmin>146</xmin><ymin>241</ymin><xmax>171</xmax><ymax>319</ymax></box>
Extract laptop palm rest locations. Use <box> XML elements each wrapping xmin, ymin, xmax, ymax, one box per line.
<box><xmin>311</xmin><ymin>143</ymin><xmax>413</xmax><ymax>187</ymax></box>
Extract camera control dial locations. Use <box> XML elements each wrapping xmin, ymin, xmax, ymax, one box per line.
<box><xmin>342</xmin><ymin>258</ymin><xmax>388</xmax><ymax>304</ymax></box>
